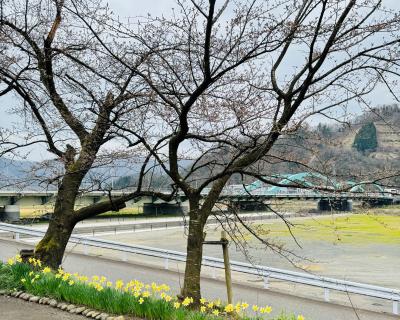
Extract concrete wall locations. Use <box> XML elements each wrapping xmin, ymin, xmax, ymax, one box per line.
<box><xmin>14</xmin><ymin>196</ymin><xmax>44</xmax><ymax>206</ymax></box>
<box><xmin>0</xmin><ymin>205</ymin><xmax>20</xmax><ymax>221</ymax></box>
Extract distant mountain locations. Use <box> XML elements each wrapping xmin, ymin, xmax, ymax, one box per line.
<box><xmin>0</xmin><ymin>155</ymin><xmax>192</xmax><ymax>191</ymax></box>
<box><xmin>0</xmin><ymin>157</ymin><xmax>35</xmax><ymax>178</ymax></box>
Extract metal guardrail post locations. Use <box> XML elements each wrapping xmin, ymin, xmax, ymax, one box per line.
<box><xmin>263</xmin><ymin>272</ymin><xmax>270</xmax><ymax>289</ymax></box>
<box><xmin>324</xmin><ymin>288</ymin><xmax>330</xmax><ymax>302</ymax></box>
<box><xmin>122</xmin><ymin>252</ymin><xmax>127</xmax><ymax>262</ymax></box>
<box><xmin>394</xmin><ymin>300</ymin><xmax>399</xmax><ymax>315</ymax></box>
<box><xmin>165</xmin><ymin>256</ymin><xmax>169</xmax><ymax>270</ymax></box>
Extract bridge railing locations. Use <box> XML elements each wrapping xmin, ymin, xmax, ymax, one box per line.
<box><xmin>0</xmin><ymin>222</ymin><xmax>399</xmax><ymax>315</ymax></box>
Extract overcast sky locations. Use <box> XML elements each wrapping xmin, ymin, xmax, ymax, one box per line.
<box><xmin>1</xmin><ymin>0</ymin><xmax>400</xmax><ymax>161</ymax></box>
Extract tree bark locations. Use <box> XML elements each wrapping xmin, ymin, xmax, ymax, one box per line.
<box><xmin>181</xmin><ymin>197</ymin><xmax>206</xmax><ymax>305</ymax></box>
<box><xmin>34</xmin><ymin>170</ymin><xmax>82</xmax><ymax>269</ymax></box>
<box><xmin>34</xmin><ymin>214</ymin><xmax>76</xmax><ymax>269</ymax></box>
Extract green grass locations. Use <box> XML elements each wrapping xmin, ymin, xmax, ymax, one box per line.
<box><xmin>0</xmin><ymin>260</ymin><xmax>303</xmax><ymax>320</ymax></box>
<box><xmin>252</xmin><ymin>213</ymin><xmax>400</xmax><ymax>245</ymax></box>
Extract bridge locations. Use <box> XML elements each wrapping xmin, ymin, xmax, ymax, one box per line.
<box><xmin>0</xmin><ymin>172</ymin><xmax>398</xmax><ymax>221</ymax></box>
<box><xmin>210</xmin><ymin>172</ymin><xmax>397</xmax><ymax>211</ymax></box>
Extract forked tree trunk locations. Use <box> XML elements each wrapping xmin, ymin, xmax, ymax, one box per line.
<box><xmin>181</xmin><ymin>198</ymin><xmax>206</xmax><ymax>305</ymax></box>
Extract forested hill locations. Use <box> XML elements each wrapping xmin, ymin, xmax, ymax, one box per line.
<box><xmin>227</xmin><ymin>104</ymin><xmax>400</xmax><ymax>186</ymax></box>
<box><xmin>277</xmin><ymin>104</ymin><xmax>400</xmax><ymax>184</ymax></box>
<box><xmin>338</xmin><ymin>104</ymin><xmax>400</xmax><ymax>159</ymax></box>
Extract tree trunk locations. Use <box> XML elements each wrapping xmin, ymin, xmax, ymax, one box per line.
<box><xmin>181</xmin><ymin>198</ymin><xmax>206</xmax><ymax>305</ymax></box>
<box><xmin>34</xmin><ymin>215</ymin><xmax>76</xmax><ymax>269</ymax></box>
<box><xmin>34</xmin><ymin>172</ymin><xmax>82</xmax><ymax>269</ymax></box>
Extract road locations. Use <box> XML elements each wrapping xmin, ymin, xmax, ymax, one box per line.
<box><xmin>0</xmin><ymin>295</ymin><xmax>86</xmax><ymax>320</ymax></box>
<box><xmin>15</xmin><ymin>211</ymin><xmax>346</xmax><ymax>238</ymax></box>
<box><xmin>0</xmin><ymin>239</ymin><xmax>397</xmax><ymax>320</ymax></box>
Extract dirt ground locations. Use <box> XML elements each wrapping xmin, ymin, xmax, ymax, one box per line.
<box><xmin>0</xmin><ymin>295</ymin><xmax>86</xmax><ymax>320</ymax></box>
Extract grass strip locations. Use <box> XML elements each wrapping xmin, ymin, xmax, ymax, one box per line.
<box><xmin>0</xmin><ymin>257</ymin><xmax>304</xmax><ymax>320</ymax></box>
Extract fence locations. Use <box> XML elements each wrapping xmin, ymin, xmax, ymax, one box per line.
<box><xmin>0</xmin><ymin>222</ymin><xmax>399</xmax><ymax>315</ymax></box>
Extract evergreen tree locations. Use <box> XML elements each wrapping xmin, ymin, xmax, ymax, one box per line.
<box><xmin>353</xmin><ymin>122</ymin><xmax>378</xmax><ymax>152</ymax></box>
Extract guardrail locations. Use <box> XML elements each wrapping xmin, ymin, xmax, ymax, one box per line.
<box><xmin>0</xmin><ymin>222</ymin><xmax>399</xmax><ymax>315</ymax></box>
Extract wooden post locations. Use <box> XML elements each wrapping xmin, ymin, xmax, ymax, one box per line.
<box><xmin>221</xmin><ymin>231</ymin><xmax>233</xmax><ymax>304</ymax></box>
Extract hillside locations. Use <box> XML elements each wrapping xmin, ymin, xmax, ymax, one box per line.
<box><xmin>1</xmin><ymin>105</ymin><xmax>399</xmax><ymax>189</ymax></box>
<box><xmin>339</xmin><ymin>120</ymin><xmax>400</xmax><ymax>160</ymax></box>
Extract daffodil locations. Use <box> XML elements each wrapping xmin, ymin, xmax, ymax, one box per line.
<box><xmin>260</xmin><ymin>305</ymin><xmax>272</xmax><ymax>314</ymax></box>
<box><xmin>182</xmin><ymin>297</ymin><xmax>192</xmax><ymax>306</ymax></box>
<box><xmin>224</xmin><ymin>304</ymin><xmax>234</xmax><ymax>313</ymax></box>
<box><xmin>42</xmin><ymin>267</ymin><xmax>51</xmax><ymax>274</ymax></box>
<box><xmin>235</xmin><ymin>303</ymin><xmax>241</xmax><ymax>313</ymax></box>
<box><xmin>297</xmin><ymin>315</ymin><xmax>305</xmax><ymax>320</ymax></box>
<box><xmin>115</xmin><ymin>279</ymin><xmax>124</xmax><ymax>290</ymax></box>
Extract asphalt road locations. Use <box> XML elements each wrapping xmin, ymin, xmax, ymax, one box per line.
<box><xmin>0</xmin><ymin>295</ymin><xmax>86</xmax><ymax>320</ymax></box>
<box><xmin>0</xmin><ymin>239</ymin><xmax>397</xmax><ymax>320</ymax></box>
